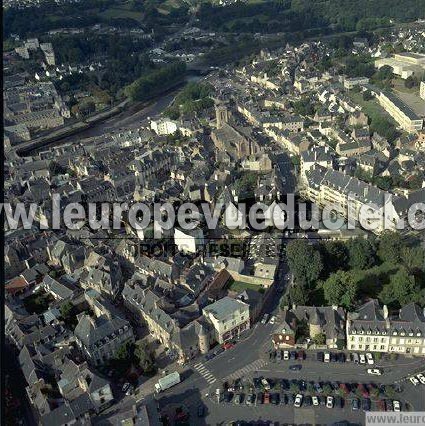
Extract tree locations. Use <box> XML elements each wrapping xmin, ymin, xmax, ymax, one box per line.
<box><xmin>363</xmin><ymin>90</ymin><xmax>373</xmax><ymax>101</ymax></box>
<box><xmin>401</xmin><ymin>246</ymin><xmax>425</xmax><ymax>273</ymax></box>
<box><xmin>286</xmin><ymin>240</ymin><xmax>323</xmax><ymax>288</ymax></box>
<box><xmin>289</xmin><ymin>281</ymin><xmax>308</xmax><ymax>305</ymax></box>
<box><xmin>323</xmin><ymin>271</ymin><xmax>358</xmax><ymax>309</ymax></box>
<box><xmin>312</xmin><ymin>332</ymin><xmax>326</xmax><ymax>345</ymax></box>
<box><xmin>404</xmin><ymin>75</ymin><xmax>418</xmax><ymax>89</ymax></box>
<box><xmin>378</xmin><ymin>231</ymin><xmax>403</xmax><ymax>264</ymax></box>
<box><xmin>379</xmin><ymin>266</ymin><xmax>418</xmax><ymax>307</ymax></box>
<box><xmin>347</xmin><ymin>237</ymin><xmax>375</xmax><ymax>270</ymax></box>
<box><xmin>135</xmin><ymin>342</ymin><xmax>156</xmax><ymax>375</ymax></box>
<box><xmin>319</xmin><ymin>241</ymin><xmax>348</xmax><ymax>277</ymax></box>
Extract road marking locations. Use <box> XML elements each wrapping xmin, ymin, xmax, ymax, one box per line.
<box><xmin>193</xmin><ymin>362</ymin><xmax>217</xmax><ymax>385</ymax></box>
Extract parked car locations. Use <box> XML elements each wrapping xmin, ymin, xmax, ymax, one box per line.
<box><xmin>269</xmin><ymin>316</ymin><xmax>276</xmax><ymax>325</ymax></box>
<box><xmin>234</xmin><ymin>394</ymin><xmax>242</xmax><ymax>405</ymax></box>
<box><xmin>314</xmin><ymin>382</ymin><xmax>323</xmax><ymax>393</ymax></box>
<box><xmin>253</xmin><ymin>378</ymin><xmax>261</xmax><ymax>389</ymax></box>
<box><xmin>122</xmin><ymin>382</ymin><xmax>131</xmax><ymax>393</ymax></box>
<box><xmin>352</xmin><ymin>398</ymin><xmax>360</xmax><ymax>411</ymax></box>
<box><xmin>385</xmin><ymin>400</ymin><xmax>394</xmax><ymax>412</ymax></box>
<box><xmin>261</xmin><ymin>314</ymin><xmax>269</xmax><ymax>324</ymax></box>
<box><xmin>324</xmin><ymin>352</ymin><xmax>330</xmax><ymax>363</ymax></box>
<box><xmin>359</xmin><ymin>353</ymin><xmax>366</xmax><ymax>364</ymax></box>
<box><xmin>280</xmin><ymin>394</ymin><xmax>287</xmax><ymax>405</ymax></box>
<box><xmin>337</xmin><ymin>353</ymin><xmax>346</xmax><ymax>363</ymax></box>
<box><xmin>339</xmin><ymin>383</ymin><xmax>350</xmax><ymax>395</ymax></box>
<box><xmin>256</xmin><ymin>392</ymin><xmax>263</xmax><ymax>404</ymax></box>
<box><xmin>366</xmin><ymin>353</ymin><xmax>374</xmax><ymax>365</ymax></box>
<box><xmin>409</xmin><ymin>376</ymin><xmax>420</xmax><ymax>386</ymax></box>
<box><xmin>197</xmin><ymin>405</ymin><xmax>205</xmax><ymax>417</ymax></box>
<box><xmin>335</xmin><ymin>396</ymin><xmax>344</xmax><ymax>408</ymax></box>
<box><xmin>223</xmin><ymin>342</ymin><xmax>234</xmax><ymax>350</ymax></box>
<box><xmin>312</xmin><ymin>396</ymin><xmax>319</xmax><ymax>406</ymax></box>
<box><xmin>205</xmin><ymin>353</ymin><xmax>215</xmax><ymax>361</ymax></box>
<box><xmin>330</xmin><ymin>352</ymin><xmax>337</xmax><ymax>362</ymax></box>
<box><xmin>246</xmin><ymin>393</ymin><xmax>256</xmax><ymax>405</ymax></box>
<box><xmin>393</xmin><ymin>400</ymin><xmax>401</xmax><ymax>412</ymax></box>
<box><xmin>367</xmin><ymin>368</ymin><xmax>382</xmax><ymax>376</ymax></box>
<box><xmin>276</xmin><ymin>350</ymin><xmax>282</xmax><ymax>362</ymax></box>
<box><xmin>297</xmin><ymin>350</ymin><xmax>305</xmax><ymax>360</ymax></box>
<box><xmin>352</xmin><ymin>353</ymin><xmax>359</xmax><ymax>364</ymax></box>
<box><xmin>358</xmin><ymin>384</ymin><xmax>369</xmax><ymax>398</ymax></box>
<box><xmin>289</xmin><ymin>364</ymin><xmax>302</xmax><ymax>371</ymax></box>
<box><xmin>271</xmin><ymin>393</ymin><xmax>280</xmax><ymax>405</ymax></box>
<box><xmin>263</xmin><ymin>392</ymin><xmax>270</xmax><ymax>404</ymax></box>
<box><xmin>304</xmin><ymin>395</ymin><xmax>312</xmax><ymax>407</ymax></box>
<box><xmin>290</xmin><ymin>351</ymin><xmax>297</xmax><ymax>360</ymax></box>
<box><xmin>362</xmin><ymin>398</ymin><xmax>371</xmax><ymax>411</ymax></box>
<box><xmin>417</xmin><ymin>373</ymin><xmax>425</xmax><ymax>385</ymax></box>
<box><xmin>294</xmin><ymin>394</ymin><xmax>303</xmax><ymax>408</ymax></box>
<box><xmin>326</xmin><ymin>396</ymin><xmax>334</xmax><ymax>408</ymax></box>
<box><xmin>283</xmin><ymin>350</ymin><xmax>290</xmax><ymax>361</ymax></box>
<box><xmin>125</xmin><ymin>385</ymin><xmax>134</xmax><ymax>396</ymax></box>
<box><xmin>317</xmin><ymin>352</ymin><xmax>324</xmax><ymax>362</ymax></box>
<box><xmin>261</xmin><ymin>378</ymin><xmax>271</xmax><ymax>391</ymax></box>
<box><xmin>224</xmin><ymin>392</ymin><xmax>233</xmax><ymax>403</ymax></box>
<box><xmin>280</xmin><ymin>379</ymin><xmax>289</xmax><ymax>390</ymax></box>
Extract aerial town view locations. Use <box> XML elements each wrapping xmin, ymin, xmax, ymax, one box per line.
<box><xmin>3</xmin><ymin>0</ymin><xmax>425</xmax><ymax>425</ymax></box>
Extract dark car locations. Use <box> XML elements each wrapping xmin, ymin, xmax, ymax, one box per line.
<box><xmin>197</xmin><ymin>405</ymin><xmax>205</xmax><ymax>417</ymax></box>
<box><xmin>385</xmin><ymin>400</ymin><xmax>394</xmax><ymax>411</ymax></box>
<box><xmin>289</xmin><ymin>364</ymin><xmax>302</xmax><ymax>371</ymax></box>
<box><xmin>330</xmin><ymin>352</ymin><xmax>337</xmax><ymax>362</ymax></box>
<box><xmin>338</xmin><ymin>353</ymin><xmax>346</xmax><ymax>363</ymax></box>
<box><xmin>299</xmin><ymin>380</ymin><xmax>307</xmax><ymax>391</ymax></box>
<box><xmin>215</xmin><ymin>347</ymin><xmax>225</xmax><ymax>356</ymax></box>
<box><xmin>271</xmin><ymin>393</ymin><xmax>280</xmax><ymax>405</ymax></box>
<box><xmin>280</xmin><ymin>379</ymin><xmax>289</xmax><ymax>390</ymax></box>
<box><xmin>280</xmin><ymin>394</ymin><xmax>287</xmax><ymax>405</ymax></box>
<box><xmin>319</xmin><ymin>395</ymin><xmax>327</xmax><ymax>406</ymax></box>
<box><xmin>253</xmin><ymin>378</ymin><xmax>261</xmax><ymax>389</ymax></box>
<box><xmin>376</xmin><ymin>400</ymin><xmax>386</xmax><ymax>412</ymax></box>
<box><xmin>290</xmin><ymin>351</ymin><xmax>297</xmax><ymax>360</ymax></box>
<box><xmin>335</xmin><ymin>396</ymin><xmax>344</xmax><ymax>408</ymax></box>
<box><xmin>330</xmin><ymin>382</ymin><xmax>340</xmax><ymax>391</ymax></box>
<box><xmin>257</xmin><ymin>392</ymin><xmax>263</xmax><ymax>404</ymax></box>
<box><xmin>297</xmin><ymin>350</ymin><xmax>305</xmax><ymax>360</ymax></box>
<box><xmin>287</xmin><ymin>394</ymin><xmax>295</xmax><ymax>405</ymax></box>
<box><xmin>205</xmin><ymin>353</ymin><xmax>215</xmax><ymax>361</ymax></box>
<box><xmin>317</xmin><ymin>352</ymin><xmax>324</xmax><ymax>362</ymax></box>
<box><xmin>352</xmin><ymin>398</ymin><xmax>360</xmax><ymax>411</ymax></box>
<box><xmin>314</xmin><ymin>382</ymin><xmax>323</xmax><ymax>393</ymax></box>
<box><xmin>225</xmin><ymin>392</ymin><xmax>234</xmax><ymax>403</ymax></box>
<box><xmin>362</xmin><ymin>398</ymin><xmax>371</xmax><ymax>411</ymax></box>
<box><xmin>304</xmin><ymin>395</ymin><xmax>312</xmax><ymax>407</ymax></box>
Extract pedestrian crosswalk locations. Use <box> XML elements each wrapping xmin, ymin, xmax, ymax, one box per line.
<box><xmin>224</xmin><ymin>358</ymin><xmax>267</xmax><ymax>382</ymax></box>
<box><xmin>193</xmin><ymin>362</ymin><xmax>216</xmax><ymax>384</ymax></box>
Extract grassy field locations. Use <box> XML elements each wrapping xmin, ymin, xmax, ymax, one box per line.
<box><xmin>99</xmin><ymin>7</ymin><xmax>145</xmax><ymax>23</ymax></box>
<box><xmin>228</xmin><ymin>280</ymin><xmax>262</xmax><ymax>293</ymax></box>
<box><xmin>348</xmin><ymin>91</ymin><xmax>398</xmax><ymax>127</ymax></box>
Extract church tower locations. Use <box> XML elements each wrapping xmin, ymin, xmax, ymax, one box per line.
<box><xmin>216</xmin><ymin>104</ymin><xmax>229</xmax><ymax>129</ymax></box>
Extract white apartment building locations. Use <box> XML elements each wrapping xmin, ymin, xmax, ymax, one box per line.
<box><xmin>347</xmin><ymin>300</ymin><xmax>425</xmax><ymax>356</ymax></box>
<box><xmin>150</xmin><ymin>118</ymin><xmax>178</xmax><ymax>135</ymax></box>
<box><xmin>203</xmin><ymin>297</ymin><xmax>250</xmax><ymax>343</ymax></box>
<box><xmin>378</xmin><ymin>91</ymin><xmax>423</xmax><ymax>133</ymax></box>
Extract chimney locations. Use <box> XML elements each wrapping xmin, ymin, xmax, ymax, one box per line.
<box><xmin>383</xmin><ymin>305</ymin><xmax>389</xmax><ymax>319</ymax></box>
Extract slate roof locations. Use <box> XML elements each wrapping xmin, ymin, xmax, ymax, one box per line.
<box><xmin>74</xmin><ymin>314</ymin><xmax>130</xmax><ymax>348</ymax></box>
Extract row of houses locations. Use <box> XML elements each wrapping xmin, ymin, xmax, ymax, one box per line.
<box><xmin>273</xmin><ymin>300</ymin><xmax>425</xmax><ymax>356</ymax></box>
